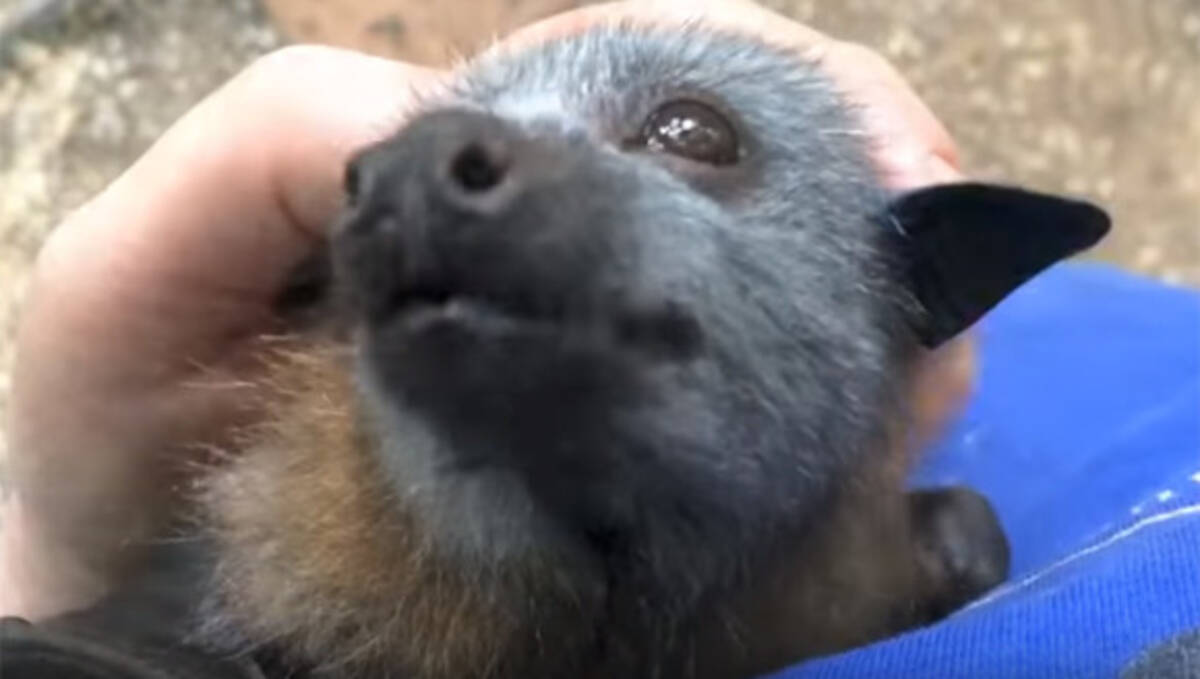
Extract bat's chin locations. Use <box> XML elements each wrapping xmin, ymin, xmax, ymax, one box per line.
<box><xmin>352</xmin><ymin>284</ymin><xmax>719</xmax><ymax>586</ymax></box>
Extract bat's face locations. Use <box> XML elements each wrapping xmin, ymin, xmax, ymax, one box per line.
<box><xmin>335</xmin><ymin>24</ymin><xmax>908</xmax><ymax>601</ymax></box>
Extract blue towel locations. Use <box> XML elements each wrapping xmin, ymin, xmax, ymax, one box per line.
<box><xmin>769</xmin><ymin>263</ymin><xmax>1200</xmax><ymax>679</ymax></box>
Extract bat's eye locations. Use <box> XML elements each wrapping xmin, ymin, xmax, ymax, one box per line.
<box><xmin>639</xmin><ymin>99</ymin><xmax>740</xmax><ymax>166</ymax></box>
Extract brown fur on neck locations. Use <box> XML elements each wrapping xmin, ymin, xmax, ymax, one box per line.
<box><xmin>198</xmin><ymin>340</ymin><xmax>607</xmax><ymax>677</ymax></box>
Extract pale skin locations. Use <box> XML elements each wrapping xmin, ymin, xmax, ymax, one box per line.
<box><xmin>0</xmin><ymin>0</ymin><xmax>974</xmax><ymax>620</ymax></box>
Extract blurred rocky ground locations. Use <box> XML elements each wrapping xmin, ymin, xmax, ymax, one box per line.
<box><xmin>1</xmin><ymin>0</ymin><xmax>1198</xmax><ymax>470</ymax></box>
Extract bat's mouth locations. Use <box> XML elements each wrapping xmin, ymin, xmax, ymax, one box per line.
<box><xmin>388</xmin><ymin>281</ymin><xmax>704</xmax><ymax>362</ymax></box>
<box><xmin>392</xmin><ymin>280</ymin><xmax>566</xmax><ymax>330</ymax></box>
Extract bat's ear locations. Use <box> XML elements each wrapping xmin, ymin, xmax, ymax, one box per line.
<box><xmin>885</xmin><ymin>182</ymin><xmax>1110</xmax><ymax>348</ymax></box>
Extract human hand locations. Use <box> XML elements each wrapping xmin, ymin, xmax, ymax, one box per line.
<box><xmin>0</xmin><ymin>0</ymin><xmax>972</xmax><ymax>620</ymax></box>
<box><xmin>0</xmin><ymin>46</ymin><xmax>443</xmax><ymax>619</ymax></box>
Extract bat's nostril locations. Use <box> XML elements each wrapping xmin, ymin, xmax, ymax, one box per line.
<box><xmin>449</xmin><ymin>143</ymin><xmax>508</xmax><ymax>194</ymax></box>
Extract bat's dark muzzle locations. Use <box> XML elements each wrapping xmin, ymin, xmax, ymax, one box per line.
<box><xmin>331</xmin><ymin>108</ymin><xmax>701</xmax><ymax>361</ymax></box>
<box><xmin>334</xmin><ymin>109</ymin><xmax>615</xmax><ymax>325</ymax></box>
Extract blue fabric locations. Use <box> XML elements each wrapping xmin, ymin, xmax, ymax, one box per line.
<box><xmin>768</xmin><ymin>263</ymin><xmax>1200</xmax><ymax>679</ymax></box>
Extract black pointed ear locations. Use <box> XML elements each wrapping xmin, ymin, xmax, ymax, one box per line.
<box><xmin>887</xmin><ymin>182</ymin><xmax>1110</xmax><ymax>347</ymax></box>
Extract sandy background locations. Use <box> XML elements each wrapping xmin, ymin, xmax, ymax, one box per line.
<box><xmin>1</xmin><ymin>0</ymin><xmax>1198</xmax><ymax>472</ymax></box>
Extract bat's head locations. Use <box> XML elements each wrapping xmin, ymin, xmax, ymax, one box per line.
<box><xmin>204</xmin><ymin>20</ymin><xmax>1108</xmax><ymax>678</ymax></box>
<box><xmin>339</xmin><ymin>23</ymin><xmax>907</xmax><ymax>604</ymax></box>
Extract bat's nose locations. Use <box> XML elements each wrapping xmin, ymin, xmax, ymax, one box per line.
<box><xmin>333</xmin><ymin>108</ymin><xmax>614</xmax><ymax>325</ymax></box>
<box><xmin>344</xmin><ymin>109</ymin><xmax>533</xmax><ymax>225</ymax></box>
